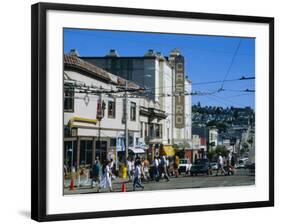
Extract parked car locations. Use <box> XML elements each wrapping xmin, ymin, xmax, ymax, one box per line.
<box><xmin>210</xmin><ymin>162</ymin><xmax>218</xmax><ymax>170</ymax></box>
<box><xmin>178</xmin><ymin>159</ymin><xmax>192</xmax><ymax>175</ymax></box>
<box><xmin>245</xmin><ymin>161</ymin><xmax>255</xmax><ymax>169</ymax></box>
<box><xmin>236</xmin><ymin>158</ymin><xmax>249</xmax><ymax>169</ymax></box>
<box><xmin>190</xmin><ymin>159</ymin><xmax>212</xmax><ymax>176</ymax></box>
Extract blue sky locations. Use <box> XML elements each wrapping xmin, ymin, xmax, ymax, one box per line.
<box><xmin>64</xmin><ymin>28</ymin><xmax>255</xmax><ymax>109</ymax></box>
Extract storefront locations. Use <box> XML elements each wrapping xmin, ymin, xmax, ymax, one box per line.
<box><xmin>64</xmin><ymin>137</ymin><xmax>95</xmax><ymax>170</ymax></box>
<box><xmin>128</xmin><ymin>146</ymin><xmax>146</xmax><ymax>158</ymax></box>
<box><xmin>95</xmin><ymin>140</ymin><xmax>107</xmax><ymax>162</ymax></box>
<box><xmin>64</xmin><ymin>138</ymin><xmax>77</xmax><ymax>171</ymax></box>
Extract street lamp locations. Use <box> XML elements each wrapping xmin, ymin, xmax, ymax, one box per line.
<box><xmin>166</xmin><ymin>119</ymin><xmax>170</xmax><ymax>144</ymax></box>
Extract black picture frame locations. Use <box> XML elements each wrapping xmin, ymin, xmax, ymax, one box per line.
<box><xmin>31</xmin><ymin>2</ymin><xmax>274</xmax><ymax>222</ymax></box>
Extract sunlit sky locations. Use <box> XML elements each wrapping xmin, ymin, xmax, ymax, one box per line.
<box><xmin>64</xmin><ymin>28</ymin><xmax>255</xmax><ymax>109</ymax></box>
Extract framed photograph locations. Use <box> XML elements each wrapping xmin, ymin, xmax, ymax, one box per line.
<box><xmin>31</xmin><ymin>2</ymin><xmax>274</xmax><ymax>222</ymax></box>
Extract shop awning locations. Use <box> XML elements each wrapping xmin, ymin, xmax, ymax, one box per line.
<box><xmin>68</xmin><ymin>116</ymin><xmax>98</xmax><ymax>128</ymax></box>
<box><xmin>162</xmin><ymin>145</ymin><xmax>175</xmax><ymax>156</ymax></box>
<box><xmin>129</xmin><ymin>147</ymin><xmax>146</xmax><ymax>154</ymax></box>
<box><xmin>149</xmin><ymin>138</ymin><xmax>163</xmax><ymax>144</ymax></box>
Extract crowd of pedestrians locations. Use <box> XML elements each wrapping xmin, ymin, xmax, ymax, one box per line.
<box><xmin>86</xmin><ymin>152</ymin><xmax>237</xmax><ymax>193</ymax></box>
<box><xmin>89</xmin><ymin>155</ymin><xmax>181</xmax><ymax>193</ymax></box>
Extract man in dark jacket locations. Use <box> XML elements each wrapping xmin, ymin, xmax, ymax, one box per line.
<box><xmin>92</xmin><ymin>160</ymin><xmax>100</xmax><ymax>192</ymax></box>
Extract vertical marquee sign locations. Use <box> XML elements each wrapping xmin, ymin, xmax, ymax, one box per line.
<box><xmin>174</xmin><ymin>55</ymin><xmax>185</xmax><ymax>128</ymax></box>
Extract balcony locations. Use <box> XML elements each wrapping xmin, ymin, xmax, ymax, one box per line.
<box><xmin>139</xmin><ymin>106</ymin><xmax>167</xmax><ymax>122</ymax></box>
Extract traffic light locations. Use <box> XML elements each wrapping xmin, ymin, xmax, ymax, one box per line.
<box><xmin>102</xmin><ymin>100</ymin><xmax>106</xmax><ymax>117</ymax></box>
<box><xmin>102</xmin><ymin>100</ymin><xmax>106</xmax><ymax>110</ymax></box>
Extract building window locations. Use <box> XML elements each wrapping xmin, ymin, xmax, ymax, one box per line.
<box><xmin>144</xmin><ymin>123</ymin><xmax>148</xmax><ymax>137</ymax></box>
<box><xmin>130</xmin><ymin>102</ymin><xmax>136</xmax><ymax>121</ymax></box>
<box><xmin>64</xmin><ymin>84</ymin><xmax>74</xmax><ymax>112</ymax></box>
<box><xmin>149</xmin><ymin>123</ymin><xmax>154</xmax><ymax>138</ymax></box>
<box><xmin>110</xmin><ymin>138</ymin><xmax>116</xmax><ymax>147</ymax></box>
<box><xmin>108</xmin><ymin>98</ymin><xmax>116</xmax><ymax>118</ymax></box>
<box><xmin>80</xmin><ymin>140</ymin><xmax>93</xmax><ymax>166</ymax></box>
<box><xmin>122</xmin><ymin>99</ymin><xmax>126</xmax><ymax>124</ymax></box>
<box><xmin>129</xmin><ymin>133</ymin><xmax>134</xmax><ymax>146</ymax></box>
<box><xmin>155</xmin><ymin>124</ymin><xmax>162</xmax><ymax>138</ymax></box>
<box><xmin>64</xmin><ymin>140</ymin><xmax>77</xmax><ymax>169</ymax></box>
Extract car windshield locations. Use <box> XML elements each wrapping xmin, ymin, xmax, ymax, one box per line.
<box><xmin>179</xmin><ymin>160</ymin><xmax>187</xmax><ymax>164</ymax></box>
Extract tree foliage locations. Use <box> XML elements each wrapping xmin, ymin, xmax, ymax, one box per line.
<box><xmin>215</xmin><ymin>145</ymin><xmax>228</xmax><ymax>157</ymax></box>
<box><xmin>206</xmin><ymin>120</ymin><xmax>227</xmax><ymax>133</ymax></box>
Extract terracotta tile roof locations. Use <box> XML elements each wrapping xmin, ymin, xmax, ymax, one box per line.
<box><xmin>64</xmin><ymin>54</ymin><xmax>112</xmax><ymax>82</ymax></box>
<box><xmin>117</xmin><ymin>77</ymin><xmax>141</xmax><ymax>89</ymax></box>
<box><xmin>64</xmin><ymin>54</ymin><xmax>141</xmax><ymax>89</ymax></box>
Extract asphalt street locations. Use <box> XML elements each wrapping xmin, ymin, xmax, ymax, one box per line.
<box><xmin>64</xmin><ymin>169</ymin><xmax>255</xmax><ymax>195</ymax></box>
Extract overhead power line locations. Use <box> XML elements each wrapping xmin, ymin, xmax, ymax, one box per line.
<box><xmin>119</xmin><ymin>76</ymin><xmax>255</xmax><ymax>91</ymax></box>
<box><xmin>219</xmin><ymin>39</ymin><xmax>242</xmax><ymax>91</ymax></box>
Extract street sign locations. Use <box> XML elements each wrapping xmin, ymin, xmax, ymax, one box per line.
<box><xmin>174</xmin><ymin>55</ymin><xmax>185</xmax><ymax>128</ymax></box>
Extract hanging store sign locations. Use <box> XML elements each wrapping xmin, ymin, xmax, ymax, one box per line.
<box><xmin>174</xmin><ymin>55</ymin><xmax>185</xmax><ymax>128</ymax></box>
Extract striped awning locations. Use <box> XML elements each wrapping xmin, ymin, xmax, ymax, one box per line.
<box><xmin>129</xmin><ymin>147</ymin><xmax>146</xmax><ymax>154</ymax></box>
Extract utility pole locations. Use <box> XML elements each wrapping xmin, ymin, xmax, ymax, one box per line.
<box><xmin>96</xmin><ymin>92</ymin><xmax>103</xmax><ymax>162</ymax></box>
<box><xmin>98</xmin><ymin>118</ymin><xmax>101</xmax><ymax>160</ymax></box>
<box><xmin>171</xmin><ymin>65</ymin><xmax>174</xmax><ymax>145</ymax></box>
<box><xmin>124</xmin><ymin>81</ymin><xmax>129</xmax><ymax>164</ymax></box>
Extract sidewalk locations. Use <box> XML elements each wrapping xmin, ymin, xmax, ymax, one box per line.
<box><xmin>64</xmin><ymin>168</ymin><xmax>254</xmax><ymax>191</ymax></box>
<box><xmin>64</xmin><ymin>176</ymin><xmax>129</xmax><ymax>189</ymax></box>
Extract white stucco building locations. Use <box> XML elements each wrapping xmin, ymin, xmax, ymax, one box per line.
<box><xmin>63</xmin><ymin>54</ymin><xmax>166</xmax><ymax>167</ymax></box>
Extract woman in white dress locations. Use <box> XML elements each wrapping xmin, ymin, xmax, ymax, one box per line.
<box><xmin>99</xmin><ymin>161</ymin><xmax>113</xmax><ymax>192</ymax></box>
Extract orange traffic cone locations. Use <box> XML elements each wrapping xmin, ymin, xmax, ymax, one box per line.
<box><xmin>69</xmin><ymin>178</ymin><xmax>75</xmax><ymax>190</ymax></box>
<box><xmin>121</xmin><ymin>182</ymin><xmax>126</xmax><ymax>192</ymax></box>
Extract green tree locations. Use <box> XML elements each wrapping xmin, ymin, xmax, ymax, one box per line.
<box><xmin>216</xmin><ymin>122</ymin><xmax>227</xmax><ymax>133</ymax></box>
<box><xmin>207</xmin><ymin>150</ymin><xmax>216</xmax><ymax>161</ymax></box>
<box><xmin>240</xmin><ymin>143</ymin><xmax>249</xmax><ymax>157</ymax></box>
<box><xmin>206</xmin><ymin>121</ymin><xmax>227</xmax><ymax>133</ymax></box>
<box><xmin>207</xmin><ymin>120</ymin><xmax>216</xmax><ymax>127</ymax></box>
<box><xmin>215</xmin><ymin>145</ymin><xmax>228</xmax><ymax>157</ymax></box>
<box><xmin>248</xmin><ymin>138</ymin><xmax>253</xmax><ymax>145</ymax></box>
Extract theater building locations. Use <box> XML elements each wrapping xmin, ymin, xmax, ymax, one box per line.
<box><xmin>63</xmin><ymin>54</ymin><xmax>167</xmax><ymax>169</ymax></box>
<box><xmin>79</xmin><ymin>48</ymin><xmax>192</xmax><ymax>149</ymax></box>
